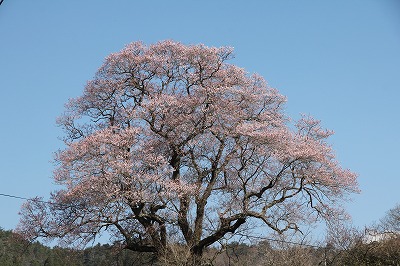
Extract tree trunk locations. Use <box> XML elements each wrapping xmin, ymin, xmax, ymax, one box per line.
<box><xmin>187</xmin><ymin>248</ymin><xmax>203</xmax><ymax>266</ymax></box>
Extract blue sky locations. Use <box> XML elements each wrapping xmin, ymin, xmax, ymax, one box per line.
<box><xmin>0</xmin><ymin>0</ymin><xmax>399</xmax><ymax>236</ymax></box>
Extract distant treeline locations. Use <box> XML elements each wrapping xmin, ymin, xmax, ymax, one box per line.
<box><xmin>1</xmin><ymin>228</ymin><xmax>399</xmax><ymax>265</ymax></box>
<box><xmin>0</xmin><ymin>228</ymin><xmax>155</xmax><ymax>266</ymax></box>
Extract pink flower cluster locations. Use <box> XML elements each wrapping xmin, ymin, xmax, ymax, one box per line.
<box><xmin>17</xmin><ymin>41</ymin><xmax>358</xmax><ymax>250</ymax></box>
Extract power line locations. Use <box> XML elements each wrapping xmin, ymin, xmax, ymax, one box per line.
<box><xmin>0</xmin><ymin>192</ymin><xmax>76</xmax><ymax>210</ymax></box>
<box><xmin>0</xmin><ymin>192</ymin><xmax>57</xmax><ymax>205</ymax></box>
<box><xmin>248</xmin><ymin>235</ymin><xmax>323</xmax><ymax>248</ymax></box>
<box><xmin>0</xmin><ymin>193</ymin><xmax>31</xmax><ymax>201</ymax></box>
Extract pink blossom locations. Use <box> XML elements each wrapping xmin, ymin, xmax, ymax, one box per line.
<box><xmin>17</xmin><ymin>41</ymin><xmax>358</xmax><ymax>258</ymax></box>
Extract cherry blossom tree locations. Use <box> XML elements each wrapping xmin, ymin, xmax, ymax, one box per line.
<box><xmin>17</xmin><ymin>40</ymin><xmax>358</xmax><ymax>265</ymax></box>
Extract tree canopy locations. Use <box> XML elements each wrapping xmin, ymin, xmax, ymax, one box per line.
<box><xmin>379</xmin><ymin>203</ymin><xmax>400</xmax><ymax>233</ymax></box>
<box><xmin>17</xmin><ymin>40</ymin><xmax>358</xmax><ymax>265</ymax></box>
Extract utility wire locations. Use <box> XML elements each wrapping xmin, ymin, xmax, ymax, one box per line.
<box><xmin>0</xmin><ymin>192</ymin><xmax>59</xmax><ymax>206</ymax></box>
<box><xmin>248</xmin><ymin>235</ymin><xmax>323</xmax><ymax>248</ymax></box>
<box><xmin>0</xmin><ymin>193</ymin><xmax>31</xmax><ymax>201</ymax></box>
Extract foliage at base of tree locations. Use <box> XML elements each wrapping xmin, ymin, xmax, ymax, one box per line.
<box><xmin>1</xmin><ymin>228</ymin><xmax>399</xmax><ymax>266</ymax></box>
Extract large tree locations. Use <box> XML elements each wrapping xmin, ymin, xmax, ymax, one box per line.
<box><xmin>379</xmin><ymin>203</ymin><xmax>400</xmax><ymax>233</ymax></box>
<box><xmin>17</xmin><ymin>40</ymin><xmax>358</xmax><ymax>265</ymax></box>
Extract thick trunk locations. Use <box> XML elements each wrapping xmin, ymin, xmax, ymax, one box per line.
<box><xmin>187</xmin><ymin>248</ymin><xmax>204</xmax><ymax>266</ymax></box>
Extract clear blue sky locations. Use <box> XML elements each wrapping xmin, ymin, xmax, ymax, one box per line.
<box><xmin>0</xmin><ymin>0</ymin><xmax>399</xmax><ymax>235</ymax></box>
